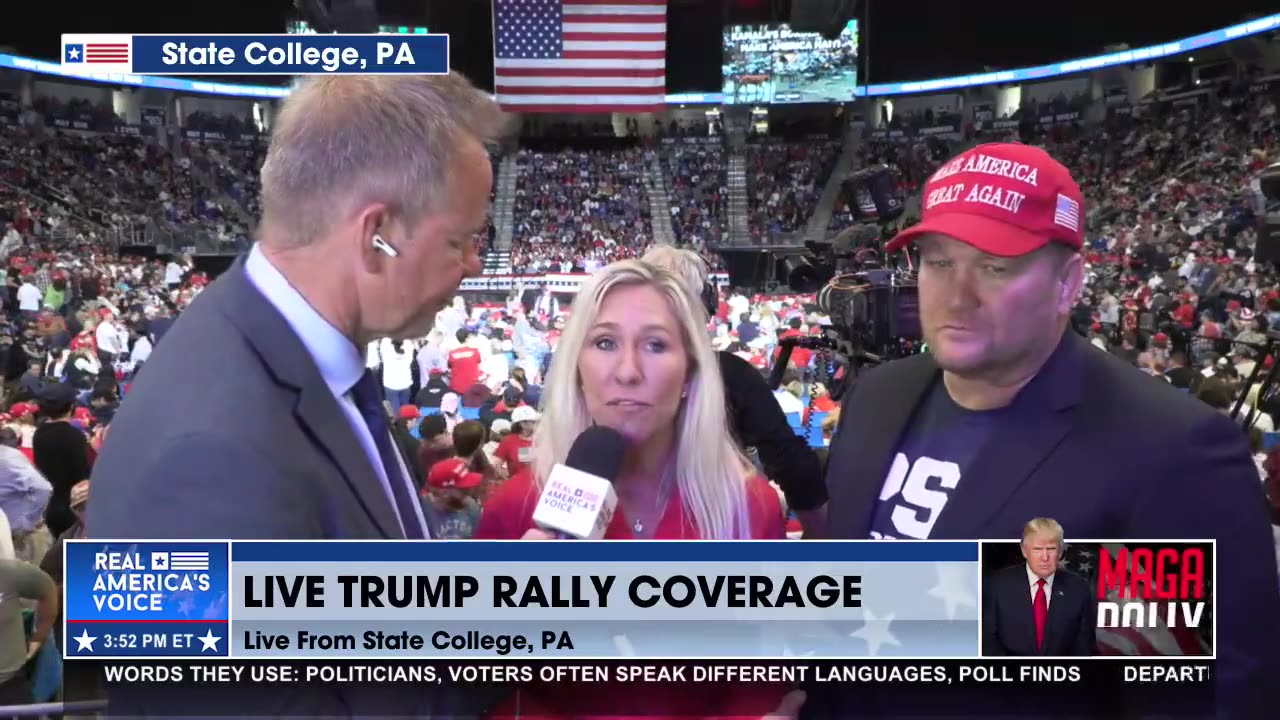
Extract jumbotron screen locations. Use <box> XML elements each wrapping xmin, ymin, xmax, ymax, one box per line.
<box><xmin>721</xmin><ymin>21</ymin><xmax>859</xmax><ymax>105</ymax></box>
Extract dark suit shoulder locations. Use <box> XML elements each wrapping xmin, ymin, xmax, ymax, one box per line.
<box><xmin>992</xmin><ymin>563</ymin><xmax>1030</xmax><ymax>589</ymax></box>
<box><xmin>91</xmin><ymin>271</ymin><xmax>322</xmax><ymax>539</ymax></box>
<box><xmin>1053</xmin><ymin>567</ymin><xmax>1090</xmax><ymax>592</ymax></box>
<box><xmin>107</xmin><ymin>276</ymin><xmax>289</xmax><ymax>459</ymax></box>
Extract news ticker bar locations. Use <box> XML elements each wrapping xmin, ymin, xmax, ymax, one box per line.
<box><xmin>74</xmin><ymin>660</ymin><xmax>1214</xmax><ymax>717</ymax></box>
<box><xmin>64</xmin><ymin>540</ymin><xmax>1214</xmax><ymax>661</ymax></box>
<box><xmin>61</xmin><ymin>34</ymin><xmax>449</xmax><ymax>75</ymax></box>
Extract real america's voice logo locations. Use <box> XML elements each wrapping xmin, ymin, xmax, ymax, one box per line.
<box><xmin>93</xmin><ymin>549</ymin><xmax>213</xmax><ymax>612</ymax></box>
<box><xmin>66</xmin><ymin>542</ymin><xmax>230</xmax><ymax>659</ymax></box>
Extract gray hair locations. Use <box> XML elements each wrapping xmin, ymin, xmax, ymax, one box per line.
<box><xmin>642</xmin><ymin>245</ymin><xmax>709</xmax><ymax>298</ymax></box>
<box><xmin>259</xmin><ymin>72</ymin><xmax>508</xmax><ymax>248</ymax></box>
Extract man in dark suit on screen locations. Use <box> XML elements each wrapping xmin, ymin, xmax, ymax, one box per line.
<box><xmin>86</xmin><ymin>74</ymin><xmax>516</xmax><ymax>718</ymax></box>
<box><xmin>801</xmin><ymin>143</ymin><xmax>1280</xmax><ymax>719</ymax></box>
<box><xmin>983</xmin><ymin>518</ymin><xmax>1095</xmax><ymax>656</ymax></box>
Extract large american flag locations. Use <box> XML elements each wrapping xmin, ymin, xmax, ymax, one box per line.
<box><xmin>493</xmin><ymin>0</ymin><xmax>668</xmax><ymax>113</ymax></box>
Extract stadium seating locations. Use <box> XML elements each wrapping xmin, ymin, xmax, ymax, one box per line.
<box><xmin>509</xmin><ymin>147</ymin><xmax>653</xmax><ymax>274</ymax></box>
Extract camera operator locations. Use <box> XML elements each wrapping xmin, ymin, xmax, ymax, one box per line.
<box><xmin>643</xmin><ymin>246</ymin><xmax>827</xmax><ymax>537</ymax></box>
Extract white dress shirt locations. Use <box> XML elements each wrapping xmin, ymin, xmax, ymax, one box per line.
<box><xmin>1026</xmin><ymin>565</ymin><xmax>1055</xmax><ymax>608</ymax></box>
<box><xmin>244</xmin><ymin>244</ymin><xmax>428</xmax><ymax>538</ymax></box>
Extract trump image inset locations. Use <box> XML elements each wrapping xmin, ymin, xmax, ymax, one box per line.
<box><xmin>981</xmin><ymin>519</ymin><xmax>1215</xmax><ymax>657</ymax></box>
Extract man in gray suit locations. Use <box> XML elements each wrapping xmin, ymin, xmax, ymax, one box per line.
<box><xmin>87</xmin><ymin>73</ymin><xmax>513</xmax><ymax>717</ymax></box>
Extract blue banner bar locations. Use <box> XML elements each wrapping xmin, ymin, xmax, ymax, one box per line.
<box><xmin>64</xmin><ymin>621</ymin><xmax>229</xmax><ymax>658</ymax></box>
<box><xmin>130</xmin><ymin>34</ymin><xmax>449</xmax><ymax>75</ymax></box>
<box><xmin>230</xmin><ymin>540</ymin><xmax>978</xmax><ymax>563</ymax></box>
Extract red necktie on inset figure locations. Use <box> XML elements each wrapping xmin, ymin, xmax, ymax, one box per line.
<box><xmin>1033</xmin><ymin>578</ymin><xmax>1048</xmax><ymax>651</ymax></box>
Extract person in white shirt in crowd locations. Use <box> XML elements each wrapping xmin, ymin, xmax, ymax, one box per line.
<box><xmin>164</xmin><ymin>256</ymin><xmax>187</xmax><ymax>289</ymax></box>
<box><xmin>379</xmin><ymin>338</ymin><xmax>417</xmax><ymax>415</ymax></box>
<box><xmin>727</xmin><ymin>290</ymin><xmax>749</xmax><ymax>328</ymax></box>
<box><xmin>0</xmin><ymin>225</ymin><xmax>21</xmax><ymax>259</ymax></box>
<box><xmin>16</xmin><ymin>277</ymin><xmax>40</xmax><ymax>317</ymax></box>
<box><xmin>94</xmin><ymin>312</ymin><xmax>129</xmax><ymax>367</ymax></box>
<box><xmin>127</xmin><ymin>322</ymin><xmax>154</xmax><ymax>373</ymax></box>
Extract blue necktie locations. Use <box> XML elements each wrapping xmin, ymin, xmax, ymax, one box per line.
<box><xmin>350</xmin><ymin>370</ymin><xmax>425</xmax><ymax>539</ymax></box>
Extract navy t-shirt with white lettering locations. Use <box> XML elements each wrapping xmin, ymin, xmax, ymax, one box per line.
<box><xmin>868</xmin><ymin>380</ymin><xmax>1006</xmax><ymax>540</ymax></box>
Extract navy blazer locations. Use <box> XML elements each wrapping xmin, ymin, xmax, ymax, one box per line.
<box><xmin>87</xmin><ymin>258</ymin><xmax>501</xmax><ymax>718</ymax></box>
<box><xmin>807</xmin><ymin>331</ymin><xmax>1280</xmax><ymax>719</ymax></box>
<box><xmin>982</xmin><ymin>565</ymin><xmax>1096</xmax><ymax>657</ymax></box>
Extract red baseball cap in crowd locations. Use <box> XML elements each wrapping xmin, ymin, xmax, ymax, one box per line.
<box><xmin>427</xmin><ymin>457</ymin><xmax>483</xmax><ymax>490</ymax></box>
<box><xmin>885</xmin><ymin>143</ymin><xmax>1086</xmax><ymax>257</ymax></box>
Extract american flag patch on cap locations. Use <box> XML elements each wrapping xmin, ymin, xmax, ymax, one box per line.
<box><xmin>1053</xmin><ymin>194</ymin><xmax>1081</xmax><ymax>232</ymax></box>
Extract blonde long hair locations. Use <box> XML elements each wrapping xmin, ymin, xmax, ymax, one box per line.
<box><xmin>531</xmin><ymin>260</ymin><xmax>754</xmax><ymax>539</ymax></box>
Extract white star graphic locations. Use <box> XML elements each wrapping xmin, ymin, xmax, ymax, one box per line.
<box><xmin>612</xmin><ymin>634</ymin><xmax>636</xmax><ymax>657</ymax></box>
<box><xmin>74</xmin><ymin>628</ymin><xmax>97</xmax><ymax>652</ymax></box>
<box><xmin>850</xmin><ymin>608</ymin><xmax>901</xmax><ymax>656</ymax></box>
<box><xmin>68</xmin><ymin>48</ymin><xmax>80</xmax><ymax>60</ymax></box>
<box><xmin>198</xmin><ymin>629</ymin><xmax>221</xmax><ymax>652</ymax></box>
<box><xmin>927</xmin><ymin>563</ymin><xmax>977</xmax><ymax>621</ymax></box>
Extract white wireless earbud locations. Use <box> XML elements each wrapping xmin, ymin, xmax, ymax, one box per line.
<box><xmin>371</xmin><ymin>234</ymin><xmax>399</xmax><ymax>258</ymax></box>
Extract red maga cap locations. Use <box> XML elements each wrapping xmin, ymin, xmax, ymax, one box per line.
<box><xmin>885</xmin><ymin>143</ymin><xmax>1085</xmax><ymax>257</ymax></box>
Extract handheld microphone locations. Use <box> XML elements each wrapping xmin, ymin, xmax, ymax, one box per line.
<box><xmin>531</xmin><ymin>426</ymin><xmax>627</xmax><ymax>539</ymax></box>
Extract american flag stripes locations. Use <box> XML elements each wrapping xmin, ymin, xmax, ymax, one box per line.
<box><xmin>493</xmin><ymin>0</ymin><xmax>668</xmax><ymax>113</ymax></box>
<box><xmin>1053</xmin><ymin>193</ymin><xmax>1081</xmax><ymax>232</ymax></box>
<box><xmin>86</xmin><ymin>43</ymin><xmax>129</xmax><ymax>63</ymax></box>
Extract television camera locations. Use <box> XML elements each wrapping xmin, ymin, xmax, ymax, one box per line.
<box><xmin>767</xmin><ymin>222</ymin><xmax>922</xmax><ymax>400</ymax></box>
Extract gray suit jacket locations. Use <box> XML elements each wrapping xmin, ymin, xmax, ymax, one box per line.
<box><xmin>87</xmin><ymin>258</ymin><xmax>502</xmax><ymax>718</ymax></box>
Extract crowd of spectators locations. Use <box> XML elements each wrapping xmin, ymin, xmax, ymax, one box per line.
<box><xmin>744</xmin><ymin>140</ymin><xmax>840</xmax><ymax>242</ymax></box>
<box><xmin>659</xmin><ymin>142</ymin><xmax>726</xmax><ymax>248</ymax></box>
<box><xmin>0</xmin><ymin>120</ymin><xmax>251</xmax><ymax>248</ymax></box>
<box><xmin>509</xmin><ymin>147</ymin><xmax>653</xmax><ymax>274</ymax></box>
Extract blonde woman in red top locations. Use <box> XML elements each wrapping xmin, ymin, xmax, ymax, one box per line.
<box><xmin>476</xmin><ymin>260</ymin><xmax>801</xmax><ymax>720</ymax></box>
